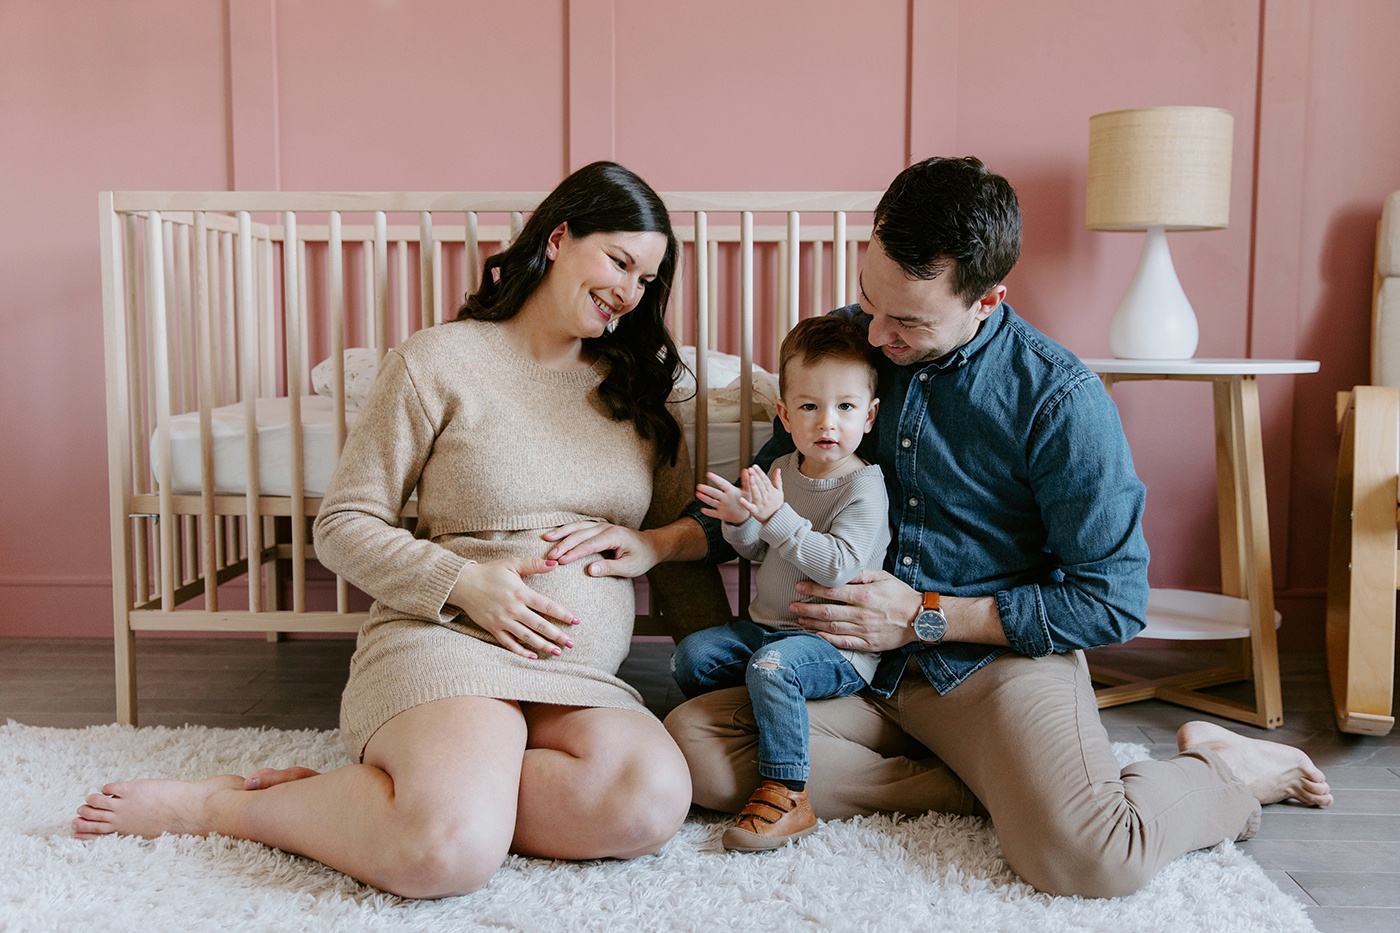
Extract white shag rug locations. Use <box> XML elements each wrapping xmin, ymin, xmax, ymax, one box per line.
<box><xmin>0</xmin><ymin>722</ymin><xmax>1316</xmax><ymax>933</ymax></box>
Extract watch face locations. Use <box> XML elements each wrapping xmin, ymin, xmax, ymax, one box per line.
<box><xmin>914</xmin><ymin>609</ymin><xmax>947</xmax><ymax>644</ymax></box>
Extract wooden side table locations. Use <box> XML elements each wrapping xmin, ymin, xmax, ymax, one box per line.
<box><xmin>1080</xmin><ymin>358</ymin><xmax>1320</xmax><ymax>729</ymax></box>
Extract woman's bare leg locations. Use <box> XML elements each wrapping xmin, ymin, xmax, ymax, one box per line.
<box><xmin>73</xmin><ymin>697</ymin><xmax>527</xmax><ymax>898</ymax></box>
<box><xmin>512</xmin><ymin>704</ymin><xmax>692</xmax><ymax>859</ymax></box>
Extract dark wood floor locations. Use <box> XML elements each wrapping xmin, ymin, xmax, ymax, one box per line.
<box><xmin>1</xmin><ymin>635</ymin><xmax>1395</xmax><ymax>932</ymax></box>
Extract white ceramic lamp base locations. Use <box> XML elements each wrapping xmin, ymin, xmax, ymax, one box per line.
<box><xmin>1108</xmin><ymin>226</ymin><xmax>1199</xmax><ymax>359</ymax></box>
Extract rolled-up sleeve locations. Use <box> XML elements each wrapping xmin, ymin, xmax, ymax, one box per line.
<box><xmin>994</xmin><ymin>374</ymin><xmax>1149</xmax><ymax>654</ymax></box>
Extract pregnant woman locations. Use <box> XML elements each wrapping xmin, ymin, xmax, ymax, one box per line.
<box><xmin>73</xmin><ymin>162</ymin><xmax>707</xmax><ymax>898</ymax></box>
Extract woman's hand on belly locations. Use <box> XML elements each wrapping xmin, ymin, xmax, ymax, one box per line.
<box><xmin>542</xmin><ymin>521</ymin><xmax>660</xmax><ymax>579</ymax></box>
<box><xmin>446</xmin><ymin>558</ymin><xmax>580</xmax><ymax>660</ymax></box>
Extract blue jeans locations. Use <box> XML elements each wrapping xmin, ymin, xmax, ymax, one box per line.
<box><xmin>671</xmin><ymin>620</ymin><xmax>867</xmax><ymax>783</ymax></box>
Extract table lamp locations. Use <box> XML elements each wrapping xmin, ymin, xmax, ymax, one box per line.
<box><xmin>1086</xmin><ymin>106</ymin><xmax>1233</xmax><ymax>359</ymax></box>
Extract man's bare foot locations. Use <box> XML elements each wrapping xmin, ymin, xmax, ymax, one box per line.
<box><xmin>1178</xmin><ymin>721</ymin><xmax>1333</xmax><ymax>807</ymax></box>
<box><xmin>244</xmin><ymin>766</ymin><xmax>320</xmax><ymax>790</ymax></box>
<box><xmin>72</xmin><ymin>774</ymin><xmax>245</xmax><ymax>840</ymax></box>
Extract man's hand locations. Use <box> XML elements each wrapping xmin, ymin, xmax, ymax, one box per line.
<box><xmin>739</xmin><ymin>464</ymin><xmax>784</xmax><ymax>523</ymax></box>
<box><xmin>542</xmin><ymin>521</ymin><xmax>662</xmax><ymax>578</ymax></box>
<box><xmin>790</xmin><ymin>568</ymin><xmax>922</xmax><ymax>652</ymax></box>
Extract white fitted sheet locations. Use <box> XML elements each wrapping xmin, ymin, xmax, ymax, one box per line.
<box><xmin>155</xmin><ymin>396</ymin><xmax>773</xmax><ymax>497</ymax></box>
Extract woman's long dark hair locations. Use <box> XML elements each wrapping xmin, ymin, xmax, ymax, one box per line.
<box><xmin>457</xmin><ymin>161</ymin><xmax>683</xmax><ymax>466</ymax></box>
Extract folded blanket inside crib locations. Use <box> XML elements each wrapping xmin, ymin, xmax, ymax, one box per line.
<box><xmin>150</xmin><ymin>395</ymin><xmax>773</xmax><ymax>497</ymax></box>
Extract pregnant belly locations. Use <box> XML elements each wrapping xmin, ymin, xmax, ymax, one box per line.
<box><xmin>439</xmin><ymin>529</ymin><xmax>637</xmax><ymax>674</ymax></box>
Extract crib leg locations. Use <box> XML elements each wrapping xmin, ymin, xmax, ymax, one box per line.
<box><xmin>115</xmin><ymin>620</ymin><xmax>137</xmax><ymax>726</ymax></box>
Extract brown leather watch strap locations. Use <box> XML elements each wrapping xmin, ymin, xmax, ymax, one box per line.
<box><xmin>922</xmin><ymin>591</ymin><xmax>941</xmax><ymax>611</ymax></box>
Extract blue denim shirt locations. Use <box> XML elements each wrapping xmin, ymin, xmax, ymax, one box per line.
<box><xmin>684</xmin><ymin>303</ymin><xmax>1149</xmax><ymax>697</ymax></box>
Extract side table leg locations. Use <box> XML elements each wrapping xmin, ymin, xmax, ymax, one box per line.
<box><xmin>1213</xmin><ymin>380</ymin><xmax>1253</xmax><ymax>682</ymax></box>
<box><xmin>1233</xmin><ymin>376</ymin><xmax>1285</xmax><ymax>727</ymax></box>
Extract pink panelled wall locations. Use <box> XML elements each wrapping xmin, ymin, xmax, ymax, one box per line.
<box><xmin>1</xmin><ymin>0</ymin><xmax>1398</xmax><ymax>647</ymax></box>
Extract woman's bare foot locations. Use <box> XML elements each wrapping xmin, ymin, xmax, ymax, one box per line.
<box><xmin>72</xmin><ymin>774</ymin><xmax>246</xmax><ymax>840</ymax></box>
<box><xmin>1178</xmin><ymin>721</ymin><xmax>1333</xmax><ymax>807</ymax></box>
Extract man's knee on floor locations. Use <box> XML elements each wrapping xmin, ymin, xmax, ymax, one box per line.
<box><xmin>1002</xmin><ymin>835</ymin><xmax>1155</xmax><ymax>899</ymax></box>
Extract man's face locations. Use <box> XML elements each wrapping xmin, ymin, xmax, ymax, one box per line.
<box><xmin>859</xmin><ymin>239</ymin><xmax>1004</xmax><ymax>366</ymax></box>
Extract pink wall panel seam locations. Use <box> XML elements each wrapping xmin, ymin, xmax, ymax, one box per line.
<box><xmin>567</xmin><ymin>0</ymin><xmax>617</xmax><ymax>170</ymax></box>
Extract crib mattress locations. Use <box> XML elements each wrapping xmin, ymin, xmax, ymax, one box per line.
<box><xmin>153</xmin><ymin>397</ymin><xmax>773</xmax><ymax>497</ymax></box>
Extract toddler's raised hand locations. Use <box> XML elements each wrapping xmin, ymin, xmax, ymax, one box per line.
<box><xmin>740</xmin><ymin>464</ymin><xmax>784</xmax><ymax>523</ymax></box>
<box><xmin>697</xmin><ymin>472</ymin><xmax>751</xmax><ymax>525</ymax></box>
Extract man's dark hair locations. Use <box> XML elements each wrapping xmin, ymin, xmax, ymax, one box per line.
<box><xmin>872</xmin><ymin>156</ymin><xmax>1022</xmax><ymax>303</ymax></box>
<box><xmin>778</xmin><ymin>316</ymin><xmax>880</xmax><ymax>398</ymax></box>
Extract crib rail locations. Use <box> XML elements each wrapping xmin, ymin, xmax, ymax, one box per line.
<box><xmin>100</xmin><ymin>190</ymin><xmax>879</xmax><ymax>724</ymax></box>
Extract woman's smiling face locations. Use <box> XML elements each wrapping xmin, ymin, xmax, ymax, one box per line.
<box><xmin>543</xmin><ymin>224</ymin><xmax>668</xmax><ymax>338</ymax></box>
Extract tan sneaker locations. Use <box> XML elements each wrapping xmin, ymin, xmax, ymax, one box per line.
<box><xmin>722</xmin><ymin>780</ymin><xmax>818</xmax><ymax>851</ymax></box>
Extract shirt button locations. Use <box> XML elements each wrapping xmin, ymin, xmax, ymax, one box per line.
<box><xmin>908</xmin><ymin>497</ymin><xmax>918</xmax><ymax>507</ymax></box>
<box><xmin>901</xmin><ymin>556</ymin><xmax>913</xmax><ymax>566</ymax></box>
<box><xmin>901</xmin><ymin>438</ymin><xmax>912</xmax><ymax>448</ymax></box>
<box><xmin>918</xmin><ymin>372</ymin><xmax>928</xmax><ymax>382</ymax></box>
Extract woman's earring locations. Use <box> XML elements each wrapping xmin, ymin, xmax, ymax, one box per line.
<box><xmin>605</xmin><ymin>318</ymin><xmax>619</xmax><ymax>335</ymax></box>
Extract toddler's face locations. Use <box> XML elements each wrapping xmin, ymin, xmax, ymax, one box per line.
<box><xmin>776</xmin><ymin>358</ymin><xmax>878</xmax><ymax>478</ymax></box>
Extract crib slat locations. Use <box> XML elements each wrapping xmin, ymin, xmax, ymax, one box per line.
<box><xmin>329</xmin><ymin>213</ymin><xmax>347</xmax><ymax>452</ymax></box>
<box><xmin>396</xmin><ymin>239</ymin><xmax>409</xmax><ymax>343</ymax></box>
<box><xmin>206</xmin><ymin>227</ymin><xmax>227</xmax><ymax>577</ymax></box>
<box><xmin>707</xmin><ymin>240</ymin><xmax>719</xmax><ymax>352</ymax></box>
<box><xmin>259</xmin><ymin>235</ymin><xmax>276</xmax><ymax>398</ymax></box>
<box><xmin>464</xmin><ymin>211</ymin><xmax>480</xmax><ymax>297</ymax></box>
<box><xmin>671</xmin><ymin>227</ymin><xmax>687</xmax><ymax>347</ymax></box>
<box><xmin>171</xmin><ymin>221</ymin><xmax>193</xmax><ymax>416</ymax></box>
<box><xmin>298</xmin><ymin>239</ymin><xmax>311</xmax><ymax>395</ymax></box>
<box><xmin>283</xmin><ymin>212</ymin><xmax>308</xmax><ymax>614</ymax></box>
<box><xmin>420</xmin><ymin>212</ymin><xmax>435</xmax><ymax>331</ymax></box>
<box><xmin>847</xmin><ymin>240</ymin><xmax>860</xmax><ymax>305</ymax></box>
<box><xmin>509</xmin><ymin>211</ymin><xmax>523</xmax><ymax>244</ymax></box>
<box><xmin>786</xmin><ymin>211</ymin><xmax>800</xmax><ymax>336</ymax></box>
<box><xmin>693</xmin><ymin>212</ymin><xmax>709</xmax><ymax>484</ymax></box>
<box><xmin>738</xmin><ymin>211</ymin><xmax>754</xmax><ymax>610</ymax></box>
<box><xmin>329</xmin><ymin>222</ymin><xmax>351</xmax><ymax>616</ymax></box>
<box><xmin>433</xmin><ymin>240</ymin><xmax>444</xmax><ymax>327</ymax></box>
<box><xmin>146</xmin><ymin>212</ymin><xmax>177</xmax><ymax>610</ymax></box>
<box><xmin>220</xmin><ymin>231</ymin><xmax>237</xmax><ymax>405</ymax></box>
<box><xmin>362</xmin><ymin>240</ymin><xmax>374</xmax><ymax>353</ymax></box>
<box><xmin>834</xmin><ymin>212</ymin><xmax>847</xmax><ymax>311</ymax></box>
<box><xmin>374</xmin><ymin>213</ymin><xmax>389</xmax><ymax>362</ymax></box>
<box><xmin>192</xmin><ymin>213</ymin><xmax>219</xmax><ymax>611</ymax></box>
<box><xmin>236</xmin><ymin>211</ymin><xmax>264</xmax><ymax>613</ymax></box>
<box><xmin>811</xmin><ymin>233</ymin><xmax>824</xmax><ymax>318</ymax></box>
<box><xmin>739</xmin><ymin>212</ymin><xmax>755</xmax><ymax>473</ymax></box>
<box><xmin>776</xmin><ymin>239</ymin><xmax>788</xmax><ymax>349</ymax></box>
<box><xmin>327</xmin><ymin>210</ymin><xmax>352</xmax><ymax>612</ymax></box>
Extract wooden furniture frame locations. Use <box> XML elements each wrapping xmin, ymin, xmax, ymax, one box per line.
<box><xmin>1082</xmin><ymin>358</ymin><xmax>1319</xmax><ymax>729</ymax></box>
<box><xmin>1324</xmin><ymin>192</ymin><xmax>1399</xmax><ymax>737</ymax></box>
<box><xmin>1327</xmin><ymin>390</ymin><xmax>1399</xmax><ymax>737</ymax></box>
<box><xmin>100</xmin><ymin>191</ymin><xmax>878</xmax><ymax>725</ymax></box>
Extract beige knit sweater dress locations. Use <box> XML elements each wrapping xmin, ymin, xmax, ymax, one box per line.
<box><xmin>313</xmin><ymin>320</ymin><xmax>691</xmax><ymax>760</ymax></box>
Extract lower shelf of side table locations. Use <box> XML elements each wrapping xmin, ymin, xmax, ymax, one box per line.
<box><xmin>1090</xmin><ymin>588</ymin><xmax>1282</xmax><ymax>722</ymax></box>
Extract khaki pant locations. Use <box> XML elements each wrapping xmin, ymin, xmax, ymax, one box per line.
<box><xmin>663</xmin><ymin>650</ymin><xmax>1260</xmax><ymax>897</ymax></box>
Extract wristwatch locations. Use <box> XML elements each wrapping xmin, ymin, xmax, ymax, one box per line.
<box><xmin>911</xmin><ymin>591</ymin><xmax>948</xmax><ymax>645</ymax></box>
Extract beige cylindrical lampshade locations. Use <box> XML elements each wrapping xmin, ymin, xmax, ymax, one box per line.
<box><xmin>1086</xmin><ymin>106</ymin><xmax>1233</xmax><ymax>231</ymax></box>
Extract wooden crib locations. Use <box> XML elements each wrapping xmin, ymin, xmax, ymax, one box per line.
<box><xmin>100</xmin><ymin>190</ymin><xmax>878</xmax><ymax>725</ymax></box>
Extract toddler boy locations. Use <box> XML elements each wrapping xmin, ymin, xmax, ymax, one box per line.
<box><xmin>672</xmin><ymin>315</ymin><xmax>890</xmax><ymax>851</ymax></box>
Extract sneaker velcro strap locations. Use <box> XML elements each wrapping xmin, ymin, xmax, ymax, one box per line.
<box><xmin>740</xmin><ymin>785</ymin><xmax>796</xmax><ymax>824</ymax></box>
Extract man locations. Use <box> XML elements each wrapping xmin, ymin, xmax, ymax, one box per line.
<box><xmin>654</xmin><ymin>156</ymin><xmax>1332</xmax><ymax>897</ymax></box>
